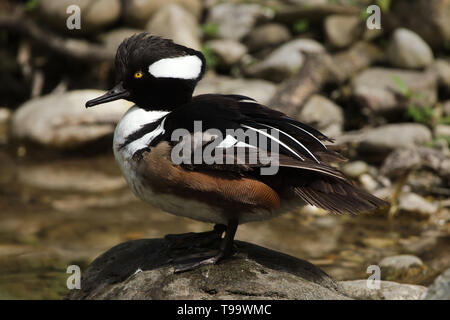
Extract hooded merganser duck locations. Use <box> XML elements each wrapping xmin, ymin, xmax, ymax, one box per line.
<box><xmin>86</xmin><ymin>33</ymin><xmax>389</xmax><ymax>271</ymax></box>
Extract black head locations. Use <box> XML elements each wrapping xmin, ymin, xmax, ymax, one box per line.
<box><xmin>86</xmin><ymin>33</ymin><xmax>206</xmax><ymax>110</ymax></box>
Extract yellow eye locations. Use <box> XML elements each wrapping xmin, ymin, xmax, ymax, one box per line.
<box><xmin>134</xmin><ymin>71</ymin><xmax>143</xmax><ymax>79</ymax></box>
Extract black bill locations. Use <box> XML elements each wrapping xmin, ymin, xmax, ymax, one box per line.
<box><xmin>85</xmin><ymin>82</ymin><xmax>131</xmax><ymax>108</ymax></box>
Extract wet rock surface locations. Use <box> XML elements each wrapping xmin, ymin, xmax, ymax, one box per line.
<box><xmin>65</xmin><ymin>238</ymin><xmax>349</xmax><ymax>300</ymax></box>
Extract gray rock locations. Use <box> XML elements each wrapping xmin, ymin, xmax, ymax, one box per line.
<box><xmin>379</xmin><ymin>255</ymin><xmax>428</xmax><ymax>283</ymax></box>
<box><xmin>435</xmin><ymin>124</ymin><xmax>450</xmax><ymax>138</ymax></box>
<box><xmin>11</xmin><ymin>90</ymin><xmax>133</xmax><ymax>149</ymax></box>
<box><xmin>245</xmin><ymin>23</ymin><xmax>291</xmax><ymax>52</ymax></box>
<box><xmin>206</xmin><ymin>3</ymin><xmax>274</xmax><ymax>41</ymax></box>
<box><xmin>387</xmin><ymin>29</ymin><xmax>434</xmax><ymax>69</ymax></box>
<box><xmin>296</xmin><ymin>95</ymin><xmax>344</xmax><ymax>136</ymax></box>
<box><xmin>342</xmin><ymin>161</ymin><xmax>369</xmax><ymax>178</ymax></box>
<box><xmin>352</xmin><ymin>68</ymin><xmax>437</xmax><ymax>113</ymax></box>
<box><xmin>339</xmin><ymin>280</ymin><xmax>427</xmax><ymax>300</ymax></box>
<box><xmin>391</xmin><ymin>0</ymin><xmax>450</xmax><ymax>48</ymax></box>
<box><xmin>100</xmin><ymin>28</ymin><xmax>144</xmax><ymax>53</ymax></box>
<box><xmin>422</xmin><ymin>267</ymin><xmax>450</xmax><ymax>300</ymax></box>
<box><xmin>359</xmin><ymin>173</ymin><xmax>379</xmax><ymax>193</ymax></box>
<box><xmin>324</xmin><ymin>15</ymin><xmax>361</xmax><ymax>48</ymax></box>
<box><xmin>146</xmin><ymin>4</ymin><xmax>201</xmax><ymax>50</ymax></box>
<box><xmin>244</xmin><ymin>39</ymin><xmax>325</xmax><ymax>82</ymax></box>
<box><xmin>194</xmin><ymin>74</ymin><xmax>277</xmax><ymax>105</ymax></box>
<box><xmin>444</xmin><ymin>100</ymin><xmax>450</xmax><ymax>117</ymax></box>
<box><xmin>398</xmin><ymin>193</ymin><xmax>438</xmax><ymax>216</ymax></box>
<box><xmin>123</xmin><ymin>0</ymin><xmax>202</xmax><ymax>28</ymax></box>
<box><xmin>38</xmin><ymin>0</ymin><xmax>121</xmax><ymax>33</ymax></box>
<box><xmin>65</xmin><ymin>238</ymin><xmax>350</xmax><ymax>300</ymax></box>
<box><xmin>204</xmin><ymin>39</ymin><xmax>247</xmax><ymax>67</ymax></box>
<box><xmin>430</xmin><ymin>59</ymin><xmax>450</xmax><ymax>93</ymax></box>
<box><xmin>380</xmin><ymin>146</ymin><xmax>450</xmax><ymax>180</ymax></box>
<box><xmin>358</xmin><ymin>124</ymin><xmax>432</xmax><ymax>155</ymax></box>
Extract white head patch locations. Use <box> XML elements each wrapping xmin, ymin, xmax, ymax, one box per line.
<box><xmin>148</xmin><ymin>55</ymin><xmax>202</xmax><ymax>80</ymax></box>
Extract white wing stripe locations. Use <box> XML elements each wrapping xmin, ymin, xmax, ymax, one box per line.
<box><xmin>285</xmin><ymin>122</ymin><xmax>327</xmax><ymax>150</ymax></box>
<box><xmin>241</xmin><ymin>124</ymin><xmax>304</xmax><ymax>161</ymax></box>
<box><xmin>259</xmin><ymin>123</ymin><xmax>319</xmax><ymax>163</ymax></box>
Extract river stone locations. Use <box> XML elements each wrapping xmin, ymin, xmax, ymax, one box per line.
<box><xmin>38</xmin><ymin>0</ymin><xmax>121</xmax><ymax>33</ymax></box>
<box><xmin>422</xmin><ymin>267</ymin><xmax>450</xmax><ymax>300</ymax></box>
<box><xmin>341</xmin><ymin>161</ymin><xmax>369</xmax><ymax>178</ymax></box>
<box><xmin>380</xmin><ymin>146</ymin><xmax>450</xmax><ymax>180</ymax></box>
<box><xmin>123</xmin><ymin>0</ymin><xmax>202</xmax><ymax>28</ymax></box>
<box><xmin>358</xmin><ymin>124</ymin><xmax>432</xmax><ymax>155</ymax></box>
<box><xmin>244</xmin><ymin>39</ymin><xmax>325</xmax><ymax>82</ymax></box>
<box><xmin>398</xmin><ymin>193</ymin><xmax>438</xmax><ymax>216</ymax></box>
<box><xmin>11</xmin><ymin>90</ymin><xmax>133</xmax><ymax>149</ymax></box>
<box><xmin>339</xmin><ymin>280</ymin><xmax>427</xmax><ymax>300</ymax></box>
<box><xmin>324</xmin><ymin>15</ymin><xmax>361</xmax><ymax>48</ymax></box>
<box><xmin>206</xmin><ymin>3</ymin><xmax>274</xmax><ymax>41</ymax></box>
<box><xmin>391</xmin><ymin>0</ymin><xmax>450</xmax><ymax>48</ymax></box>
<box><xmin>430</xmin><ymin>59</ymin><xmax>450</xmax><ymax>94</ymax></box>
<box><xmin>351</xmin><ymin>68</ymin><xmax>437</xmax><ymax>114</ymax></box>
<box><xmin>435</xmin><ymin>124</ymin><xmax>450</xmax><ymax>138</ymax></box>
<box><xmin>194</xmin><ymin>74</ymin><xmax>277</xmax><ymax>105</ymax></box>
<box><xmin>146</xmin><ymin>4</ymin><xmax>201</xmax><ymax>50</ymax></box>
<box><xmin>204</xmin><ymin>39</ymin><xmax>247</xmax><ymax>67</ymax></box>
<box><xmin>387</xmin><ymin>29</ymin><xmax>434</xmax><ymax>69</ymax></box>
<box><xmin>379</xmin><ymin>255</ymin><xmax>428</xmax><ymax>283</ymax></box>
<box><xmin>100</xmin><ymin>28</ymin><xmax>144</xmax><ymax>53</ymax></box>
<box><xmin>296</xmin><ymin>95</ymin><xmax>344</xmax><ymax>136</ymax></box>
<box><xmin>445</xmin><ymin>101</ymin><xmax>450</xmax><ymax>117</ymax></box>
<box><xmin>245</xmin><ymin>23</ymin><xmax>291</xmax><ymax>52</ymax></box>
<box><xmin>65</xmin><ymin>238</ymin><xmax>350</xmax><ymax>300</ymax></box>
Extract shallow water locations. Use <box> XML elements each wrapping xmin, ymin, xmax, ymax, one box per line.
<box><xmin>0</xmin><ymin>145</ymin><xmax>449</xmax><ymax>299</ymax></box>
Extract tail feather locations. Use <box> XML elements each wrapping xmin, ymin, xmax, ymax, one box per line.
<box><xmin>294</xmin><ymin>179</ymin><xmax>389</xmax><ymax>215</ymax></box>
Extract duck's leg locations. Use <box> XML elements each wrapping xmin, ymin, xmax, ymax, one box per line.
<box><xmin>172</xmin><ymin>218</ymin><xmax>239</xmax><ymax>273</ymax></box>
<box><xmin>165</xmin><ymin>223</ymin><xmax>226</xmax><ymax>250</ymax></box>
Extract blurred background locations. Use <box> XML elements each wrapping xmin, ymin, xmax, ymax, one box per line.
<box><xmin>0</xmin><ymin>0</ymin><xmax>449</xmax><ymax>299</ymax></box>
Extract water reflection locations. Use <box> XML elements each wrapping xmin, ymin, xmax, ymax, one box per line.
<box><xmin>0</xmin><ymin>147</ymin><xmax>448</xmax><ymax>299</ymax></box>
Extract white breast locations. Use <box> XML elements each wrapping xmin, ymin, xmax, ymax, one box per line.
<box><xmin>113</xmin><ymin>106</ymin><xmax>169</xmax><ymax>160</ymax></box>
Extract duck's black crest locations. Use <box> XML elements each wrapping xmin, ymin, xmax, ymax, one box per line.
<box><xmin>115</xmin><ymin>33</ymin><xmax>206</xmax><ymax>82</ymax></box>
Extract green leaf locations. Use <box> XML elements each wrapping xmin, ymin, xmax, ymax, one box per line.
<box><xmin>293</xmin><ymin>19</ymin><xmax>309</xmax><ymax>34</ymax></box>
<box><xmin>201</xmin><ymin>23</ymin><xmax>219</xmax><ymax>37</ymax></box>
<box><xmin>376</xmin><ymin>0</ymin><xmax>391</xmax><ymax>12</ymax></box>
<box><xmin>25</xmin><ymin>0</ymin><xmax>39</xmax><ymax>11</ymax></box>
<box><xmin>392</xmin><ymin>75</ymin><xmax>411</xmax><ymax>98</ymax></box>
<box><xmin>201</xmin><ymin>45</ymin><xmax>219</xmax><ymax>70</ymax></box>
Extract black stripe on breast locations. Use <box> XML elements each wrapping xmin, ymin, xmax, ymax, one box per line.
<box><xmin>118</xmin><ymin>117</ymin><xmax>165</xmax><ymax>150</ymax></box>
